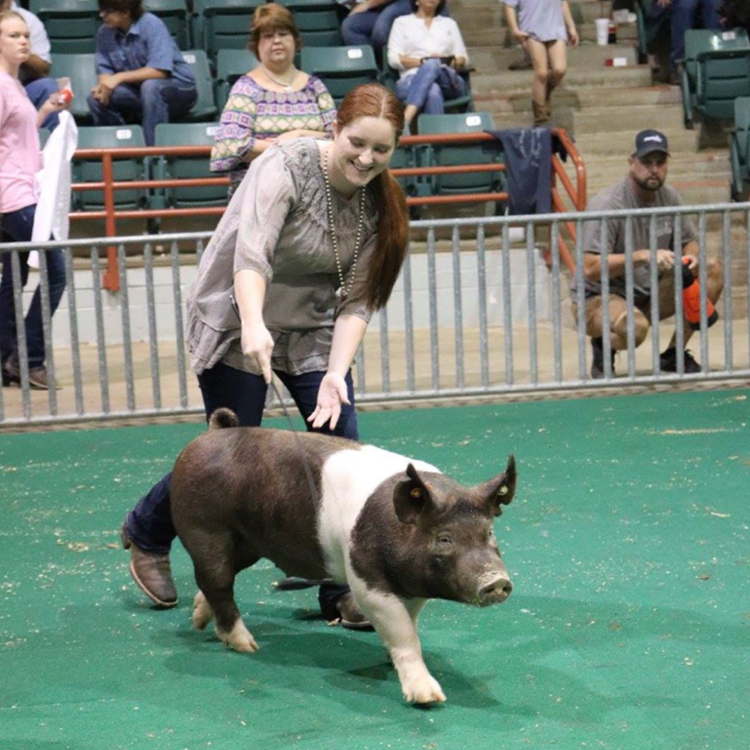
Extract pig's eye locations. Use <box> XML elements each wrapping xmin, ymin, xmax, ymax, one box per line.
<box><xmin>436</xmin><ymin>533</ymin><xmax>453</xmax><ymax>547</ymax></box>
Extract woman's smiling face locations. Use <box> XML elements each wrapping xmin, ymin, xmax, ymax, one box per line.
<box><xmin>329</xmin><ymin>116</ymin><xmax>398</xmax><ymax>195</ymax></box>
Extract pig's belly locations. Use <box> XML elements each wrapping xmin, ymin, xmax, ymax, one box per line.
<box><xmin>317</xmin><ymin>445</ymin><xmax>440</xmax><ymax>581</ymax></box>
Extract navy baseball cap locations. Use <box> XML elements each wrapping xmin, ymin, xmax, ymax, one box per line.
<box><xmin>633</xmin><ymin>129</ymin><xmax>670</xmax><ymax>159</ymax></box>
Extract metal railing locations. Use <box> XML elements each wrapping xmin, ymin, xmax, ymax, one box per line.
<box><xmin>1</xmin><ymin>201</ymin><xmax>748</xmax><ymax>428</ymax></box>
<box><xmin>67</xmin><ymin>128</ymin><xmax>585</xmax><ymax>290</ymax></box>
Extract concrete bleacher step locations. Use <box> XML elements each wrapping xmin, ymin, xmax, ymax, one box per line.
<box><xmin>469</xmin><ymin>43</ymin><xmax>638</xmax><ymax>73</ymax></box>
<box><xmin>573</xmin><ymin>103</ymin><xmax>685</xmax><ymax>135</ymax></box>
<box><xmin>476</xmin><ymin>85</ymin><xmax>681</xmax><ymax>119</ymax></box>
<box><xmin>472</xmin><ymin>65</ymin><xmax>652</xmax><ymax>98</ymax></box>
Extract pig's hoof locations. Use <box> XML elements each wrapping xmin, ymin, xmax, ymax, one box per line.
<box><xmin>192</xmin><ymin>591</ymin><xmax>213</xmax><ymax>630</ymax></box>
<box><xmin>218</xmin><ymin>620</ymin><xmax>259</xmax><ymax>653</ymax></box>
<box><xmin>402</xmin><ymin>674</ymin><xmax>447</xmax><ymax>705</ymax></box>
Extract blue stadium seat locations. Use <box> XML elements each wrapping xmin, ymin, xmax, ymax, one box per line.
<box><xmin>30</xmin><ymin>0</ymin><xmax>99</xmax><ymax>54</ymax></box>
<box><xmin>146</xmin><ymin>0</ymin><xmax>191</xmax><ymax>49</ymax></box>
<box><xmin>215</xmin><ymin>48</ymin><xmax>259</xmax><ymax>110</ymax></box>
<box><xmin>153</xmin><ymin>122</ymin><xmax>227</xmax><ymax>208</ymax></box>
<box><xmin>73</xmin><ymin>125</ymin><xmax>149</xmax><ymax>211</ymax></box>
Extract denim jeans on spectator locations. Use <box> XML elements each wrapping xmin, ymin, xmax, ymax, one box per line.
<box><xmin>342</xmin><ymin>0</ymin><xmax>449</xmax><ymax>47</ymax></box>
<box><xmin>24</xmin><ymin>77</ymin><xmax>62</xmax><ymax>130</ymax></box>
<box><xmin>395</xmin><ymin>59</ymin><xmax>466</xmax><ymax>115</ymax></box>
<box><xmin>649</xmin><ymin>0</ymin><xmax>723</xmax><ymax>68</ymax></box>
<box><xmin>86</xmin><ymin>78</ymin><xmax>197</xmax><ymax>146</ymax></box>
<box><xmin>126</xmin><ymin>362</ymin><xmax>357</xmax><ymax>614</ymax></box>
<box><xmin>0</xmin><ymin>203</ymin><xmax>67</xmax><ymax>370</ymax></box>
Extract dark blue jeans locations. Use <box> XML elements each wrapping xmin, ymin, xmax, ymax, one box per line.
<box><xmin>0</xmin><ymin>203</ymin><xmax>67</xmax><ymax>369</ymax></box>
<box><xmin>649</xmin><ymin>0</ymin><xmax>723</xmax><ymax>68</ymax></box>
<box><xmin>395</xmin><ymin>59</ymin><xmax>467</xmax><ymax>115</ymax></box>
<box><xmin>86</xmin><ymin>78</ymin><xmax>197</xmax><ymax>146</ymax></box>
<box><xmin>126</xmin><ymin>362</ymin><xmax>359</xmax><ymax>614</ymax></box>
<box><xmin>24</xmin><ymin>78</ymin><xmax>62</xmax><ymax>131</ymax></box>
<box><xmin>341</xmin><ymin>0</ymin><xmax>449</xmax><ymax>47</ymax></box>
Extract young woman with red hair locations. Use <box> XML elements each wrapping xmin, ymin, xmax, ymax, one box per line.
<box><xmin>121</xmin><ymin>83</ymin><xmax>408</xmax><ymax>628</ymax></box>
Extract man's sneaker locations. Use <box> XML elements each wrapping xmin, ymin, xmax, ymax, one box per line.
<box><xmin>591</xmin><ymin>337</ymin><xmax>616</xmax><ymax>379</ymax></box>
<box><xmin>121</xmin><ymin>519</ymin><xmax>178</xmax><ymax>608</ymax></box>
<box><xmin>1</xmin><ymin>362</ymin><xmax>19</xmax><ymax>387</ymax></box>
<box><xmin>659</xmin><ymin>347</ymin><xmax>702</xmax><ymax>374</ymax></box>
<box><xmin>3</xmin><ymin>360</ymin><xmax>60</xmax><ymax>390</ymax></box>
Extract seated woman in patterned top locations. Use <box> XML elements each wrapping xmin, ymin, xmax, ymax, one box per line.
<box><xmin>210</xmin><ymin>3</ymin><xmax>337</xmax><ymax>198</ymax></box>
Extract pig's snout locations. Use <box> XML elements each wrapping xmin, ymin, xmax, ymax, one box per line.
<box><xmin>477</xmin><ymin>575</ymin><xmax>513</xmax><ymax>605</ymax></box>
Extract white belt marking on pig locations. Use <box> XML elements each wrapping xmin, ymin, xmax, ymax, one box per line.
<box><xmin>318</xmin><ymin>446</ymin><xmax>440</xmax><ymax>582</ymax></box>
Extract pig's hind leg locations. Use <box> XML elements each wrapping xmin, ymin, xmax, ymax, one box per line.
<box><xmin>191</xmin><ymin>542</ymin><xmax>260</xmax><ymax>654</ymax></box>
<box><xmin>192</xmin><ymin>590</ymin><xmax>213</xmax><ymax>630</ymax></box>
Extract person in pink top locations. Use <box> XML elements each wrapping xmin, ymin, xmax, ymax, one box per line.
<box><xmin>0</xmin><ymin>10</ymin><xmax>68</xmax><ymax>390</ymax></box>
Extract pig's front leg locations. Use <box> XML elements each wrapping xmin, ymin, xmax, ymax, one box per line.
<box><xmin>347</xmin><ymin>575</ymin><xmax>445</xmax><ymax>704</ymax></box>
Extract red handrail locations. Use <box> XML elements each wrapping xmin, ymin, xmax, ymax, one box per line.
<box><xmin>65</xmin><ymin>129</ymin><xmax>585</xmax><ymax>289</ymax></box>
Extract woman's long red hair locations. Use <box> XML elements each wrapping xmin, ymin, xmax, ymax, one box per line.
<box><xmin>336</xmin><ymin>83</ymin><xmax>409</xmax><ymax>311</ymax></box>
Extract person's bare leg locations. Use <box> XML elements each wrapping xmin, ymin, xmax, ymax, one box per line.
<box><xmin>526</xmin><ymin>38</ymin><xmax>550</xmax><ymax>124</ymax></box>
<box><xmin>546</xmin><ymin>40</ymin><xmax>568</xmax><ymax>107</ymax></box>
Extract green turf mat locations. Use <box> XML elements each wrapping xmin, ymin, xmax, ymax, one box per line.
<box><xmin>1</xmin><ymin>389</ymin><xmax>749</xmax><ymax>749</ymax></box>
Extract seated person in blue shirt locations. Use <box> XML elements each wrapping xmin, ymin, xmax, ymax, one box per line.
<box><xmin>86</xmin><ymin>0</ymin><xmax>197</xmax><ymax>145</ymax></box>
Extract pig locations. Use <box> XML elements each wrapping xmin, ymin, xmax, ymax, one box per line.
<box><xmin>170</xmin><ymin>408</ymin><xmax>517</xmax><ymax>705</ymax></box>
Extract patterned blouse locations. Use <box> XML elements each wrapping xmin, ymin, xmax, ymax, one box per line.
<box><xmin>210</xmin><ymin>74</ymin><xmax>337</xmax><ymax>195</ymax></box>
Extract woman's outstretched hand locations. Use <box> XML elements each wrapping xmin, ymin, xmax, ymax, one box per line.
<box><xmin>241</xmin><ymin>321</ymin><xmax>274</xmax><ymax>384</ymax></box>
<box><xmin>308</xmin><ymin>372</ymin><xmax>350</xmax><ymax>431</ymax></box>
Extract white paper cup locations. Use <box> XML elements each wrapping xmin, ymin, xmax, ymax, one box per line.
<box><xmin>595</xmin><ymin>18</ymin><xmax>609</xmax><ymax>46</ymax></box>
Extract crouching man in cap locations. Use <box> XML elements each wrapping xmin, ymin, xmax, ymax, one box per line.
<box><xmin>572</xmin><ymin>129</ymin><xmax>724</xmax><ymax>379</ymax></box>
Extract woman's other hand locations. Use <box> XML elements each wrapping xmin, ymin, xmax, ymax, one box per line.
<box><xmin>513</xmin><ymin>29</ymin><xmax>529</xmax><ymax>45</ymax></box>
<box><xmin>241</xmin><ymin>321</ymin><xmax>274</xmax><ymax>384</ymax></box>
<box><xmin>40</xmin><ymin>91</ymin><xmax>70</xmax><ymax>115</ymax></box>
<box><xmin>567</xmin><ymin>25</ymin><xmax>580</xmax><ymax>47</ymax></box>
<box><xmin>307</xmin><ymin>372</ymin><xmax>351</xmax><ymax>430</ymax></box>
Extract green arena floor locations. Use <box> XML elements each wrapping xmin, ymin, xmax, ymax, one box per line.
<box><xmin>1</xmin><ymin>389</ymin><xmax>749</xmax><ymax>750</ymax></box>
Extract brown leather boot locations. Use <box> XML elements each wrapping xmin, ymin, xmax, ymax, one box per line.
<box><xmin>334</xmin><ymin>592</ymin><xmax>374</xmax><ymax>631</ymax></box>
<box><xmin>532</xmin><ymin>100</ymin><xmax>550</xmax><ymax>126</ymax></box>
<box><xmin>121</xmin><ymin>520</ymin><xmax>178</xmax><ymax>608</ymax></box>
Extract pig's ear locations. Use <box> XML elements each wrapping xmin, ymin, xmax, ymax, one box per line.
<box><xmin>393</xmin><ymin>463</ymin><xmax>435</xmax><ymax>524</ymax></box>
<box><xmin>480</xmin><ymin>454</ymin><xmax>517</xmax><ymax>517</ymax></box>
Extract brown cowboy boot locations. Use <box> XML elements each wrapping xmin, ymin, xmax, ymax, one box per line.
<box><xmin>532</xmin><ymin>100</ymin><xmax>550</xmax><ymax>126</ymax></box>
<box><xmin>121</xmin><ymin>519</ymin><xmax>178</xmax><ymax>608</ymax></box>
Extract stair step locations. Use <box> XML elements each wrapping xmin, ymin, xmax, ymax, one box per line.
<box><xmin>465</xmin><ymin>22</ymin><xmax>638</xmax><ymax>48</ymax></box>
<box><xmin>468</xmin><ymin>43</ymin><xmax>638</xmax><ymax>71</ymax></box>
<box><xmin>577</xmin><ymin>129</ymin><xmax>699</xmax><ymax>155</ymax></box>
<box><xmin>471</xmin><ymin>65</ymin><xmax>652</xmax><ymax>96</ymax></box>
<box><xmin>474</xmin><ymin>85</ymin><xmax>682</xmax><ymax>114</ymax></box>
<box><xmin>573</xmin><ymin>104</ymin><xmax>685</xmax><ymax>134</ymax></box>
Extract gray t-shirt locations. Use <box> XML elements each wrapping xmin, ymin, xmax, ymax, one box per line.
<box><xmin>186</xmin><ymin>138</ymin><xmax>379</xmax><ymax>376</ymax></box>
<box><xmin>503</xmin><ymin>0</ymin><xmax>568</xmax><ymax>43</ymax></box>
<box><xmin>574</xmin><ymin>176</ymin><xmax>697</xmax><ymax>306</ymax></box>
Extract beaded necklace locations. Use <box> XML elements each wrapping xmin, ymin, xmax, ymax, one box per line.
<box><xmin>322</xmin><ymin>149</ymin><xmax>366</xmax><ymax>301</ymax></box>
<box><xmin>260</xmin><ymin>65</ymin><xmax>297</xmax><ymax>93</ymax></box>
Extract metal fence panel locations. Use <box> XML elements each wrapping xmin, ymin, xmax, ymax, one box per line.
<box><xmin>1</xmin><ymin>202</ymin><xmax>749</xmax><ymax>428</ymax></box>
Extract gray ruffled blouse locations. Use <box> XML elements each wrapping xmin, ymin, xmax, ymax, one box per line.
<box><xmin>186</xmin><ymin>138</ymin><xmax>379</xmax><ymax>376</ymax></box>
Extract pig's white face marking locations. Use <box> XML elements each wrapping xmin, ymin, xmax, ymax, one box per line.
<box><xmin>192</xmin><ymin>590</ymin><xmax>213</xmax><ymax>630</ymax></box>
<box><xmin>217</xmin><ymin>619</ymin><xmax>259</xmax><ymax>653</ymax></box>
<box><xmin>317</xmin><ymin>446</ymin><xmax>440</xmax><ymax>581</ymax></box>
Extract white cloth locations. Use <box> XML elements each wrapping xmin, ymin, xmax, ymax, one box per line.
<box><xmin>11</xmin><ymin>2</ymin><xmax>51</xmax><ymax>63</ymax></box>
<box><xmin>387</xmin><ymin>14</ymin><xmax>469</xmax><ymax>80</ymax></box>
<box><xmin>29</xmin><ymin>111</ymin><xmax>78</xmax><ymax>268</ymax></box>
